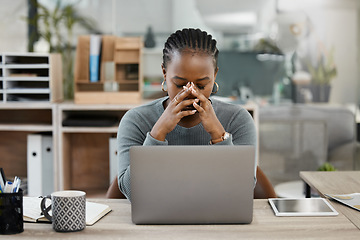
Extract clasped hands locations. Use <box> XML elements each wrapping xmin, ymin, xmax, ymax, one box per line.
<box><xmin>150</xmin><ymin>82</ymin><xmax>225</xmax><ymax>142</ymax></box>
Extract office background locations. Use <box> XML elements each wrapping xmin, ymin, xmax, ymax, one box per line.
<box><xmin>0</xmin><ymin>0</ymin><xmax>359</xmax><ymax>197</ymax></box>
<box><xmin>1</xmin><ymin>0</ymin><xmax>359</xmax><ymax>105</ymax></box>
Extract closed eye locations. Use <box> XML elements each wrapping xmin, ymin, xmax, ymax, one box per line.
<box><xmin>175</xmin><ymin>84</ymin><xmax>185</xmax><ymax>89</ymax></box>
<box><xmin>175</xmin><ymin>84</ymin><xmax>205</xmax><ymax>90</ymax></box>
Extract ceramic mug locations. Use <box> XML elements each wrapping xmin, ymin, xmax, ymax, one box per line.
<box><xmin>40</xmin><ymin>190</ymin><xmax>86</xmax><ymax>232</ymax></box>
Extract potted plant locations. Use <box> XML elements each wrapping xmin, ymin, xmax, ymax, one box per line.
<box><xmin>26</xmin><ymin>0</ymin><xmax>98</xmax><ymax>99</ymax></box>
<box><xmin>306</xmin><ymin>47</ymin><xmax>337</xmax><ymax>102</ymax></box>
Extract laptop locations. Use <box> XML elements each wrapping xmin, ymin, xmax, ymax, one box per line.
<box><xmin>130</xmin><ymin>145</ymin><xmax>255</xmax><ymax>225</ymax></box>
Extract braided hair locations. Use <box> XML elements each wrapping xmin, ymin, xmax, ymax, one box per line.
<box><xmin>162</xmin><ymin>28</ymin><xmax>219</xmax><ymax>71</ymax></box>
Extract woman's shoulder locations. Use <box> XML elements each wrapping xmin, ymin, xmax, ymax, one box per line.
<box><xmin>211</xmin><ymin>97</ymin><xmax>248</xmax><ymax>115</ymax></box>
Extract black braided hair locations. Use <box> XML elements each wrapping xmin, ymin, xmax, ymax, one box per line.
<box><xmin>162</xmin><ymin>28</ymin><xmax>219</xmax><ymax>71</ymax></box>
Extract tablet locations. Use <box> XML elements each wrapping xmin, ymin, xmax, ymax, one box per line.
<box><xmin>268</xmin><ymin>198</ymin><xmax>339</xmax><ymax>217</ymax></box>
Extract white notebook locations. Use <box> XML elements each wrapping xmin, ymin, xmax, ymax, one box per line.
<box><xmin>325</xmin><ymin>193</ymin><xmax>360</xmax><ymax>211</ymax></box>
<box><xmin>23</xmin><ymin>197</ymin><xmax>112</xmax><ymax>226</ymax></box>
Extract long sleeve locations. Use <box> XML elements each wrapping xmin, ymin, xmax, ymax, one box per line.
<box><xmin>116</xmin><ymin>97</ymin><xmax>257</xmax><ymax>201</ymax></box>
<box><xmin>117</xmin><ymin>106</ymin><xmax>166</xmax><ymax>200</ymax></box>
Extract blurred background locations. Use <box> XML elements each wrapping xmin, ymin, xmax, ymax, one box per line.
<box><xmin>1</xmin><ymin>0</ymin><xmax>359</xmax><ymax>105</ymax></box>
<box><xmin>1</xmin><ymin>0</ymin><xmax>359</xmax><ymax>197</ymax></box>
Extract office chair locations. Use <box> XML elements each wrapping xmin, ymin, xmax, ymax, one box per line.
<box><xmin>254</xmin><ymin>167</ymin><xmax>277</xmax><ymax>199</ymax></box>
<box><xmin>106</xmin><ymin>166</ymin><xmax>276</xmax><ymax>199</ymax></box>
<box><xmin>106</xmin><ymin>178</ymin><xmax>126</xmax><ymax>199</ymax></box>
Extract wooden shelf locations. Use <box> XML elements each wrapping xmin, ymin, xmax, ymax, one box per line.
<box><xmin>61</xmin><ymin>126</ymin><xmax>118</xmax><ymax>133</ymax></box>
<box><xmin>0</xmin><ymin>103</ymin><xmax>57</xmax><ymax>186</ymax></box>
<box><xmin>74</xmin><ymin>91</ymin><xmax>141</xmax><ymax>104</ymax></box>
<box><xmin>0</xmin><ymin>124</ymin><xmax>53</xmax><ymax>131</ymax></box>
<box><xmin>74</xmin><ymin>36</ymin><xmax>143</xmax><ymax>104</ymax></box>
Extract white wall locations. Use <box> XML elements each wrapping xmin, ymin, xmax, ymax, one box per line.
<box><xmin>278</xmin><ymin>0</ymin><xmax>360</xmax><ymax>104</ymax></box>
<box><xmin>308</xmin><ymin>8</ymin><xmax>358</xmax><ymax>104</ymax></box>
<box><xmin>0</xmin><ymin>0</ymin><xmax>28</xmax><ymax>52</ymax></box>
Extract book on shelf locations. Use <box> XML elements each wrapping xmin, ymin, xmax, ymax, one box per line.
<box><xmin>23</xmin><ymin>196</ymin><xmax>112</xmax><ymax>226</ymax></box>
<box><xmin>89</xmin><ymin>34</ymin><xmax>102</xmax><ymax>82</ymax></box>
<box><xmin>27</xmin><ymin>134</ymin><xmax>54</xmax><ymax>197</ymax></box>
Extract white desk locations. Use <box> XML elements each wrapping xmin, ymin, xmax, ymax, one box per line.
<box><xmin>6</xmin><ymin>199</ymin><xmax>360</xmax><ymax>239</ymax></box>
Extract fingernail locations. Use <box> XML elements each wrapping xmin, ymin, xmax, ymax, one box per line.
<box><xmin>183</xmin><ymin>86</ymin><xmax>188</xmax><ymax>91</ymax></box>
<box><xmin>191</xmin><ymin>110</ymin><xmax>197</xmax><ymax>114</ymax></box>
<box><xmin>194</xmin><ymin>99</ymin><xmax>199</xmax><ymax>102</ymax></box>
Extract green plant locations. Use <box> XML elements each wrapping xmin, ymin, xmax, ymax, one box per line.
<box><xmin>26</xmin><ymin>0</ymin><xmax>98</xmax><ymax>99</ymax></box>
<box><xmin>306</xmin><ymin>47</ymin><xmax>337</xmax><ymax>85</ymax></box>
<box><xmin>317</xmin><ymin>162</ymin><xmax>336</xmax><ymax>171</ymax></box>
<box><xmin>253</xmin><ymin>38</ymin><xmax>283</xmax><ymax>55</ymax></box>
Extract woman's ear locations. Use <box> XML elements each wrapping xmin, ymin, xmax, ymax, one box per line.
<box><xmin>161</xmin><ymin>64</ymin><xmax>167</xmax><ymax>80</ymax></box>
<box><xmin>214</xmin><ymin>67</ymin><xmax>219</xmax><ymax>79</ymax></box>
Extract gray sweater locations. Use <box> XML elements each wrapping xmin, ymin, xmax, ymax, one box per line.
<box><xmin>117</xmin><ymin>97</ymin><xmax>257</xmax><ymax>200</ymax></box>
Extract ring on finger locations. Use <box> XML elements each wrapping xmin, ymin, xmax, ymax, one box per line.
<box><xmin>174</xmin><ymin>97</ymin><xmax>179</xmax><ymax>104</ymax></box>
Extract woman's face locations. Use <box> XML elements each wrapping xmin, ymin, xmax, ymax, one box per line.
<box><xmin>162</xmin><ymin>50</ymin><xmax>218</xmax><ymax>102</ymax></box>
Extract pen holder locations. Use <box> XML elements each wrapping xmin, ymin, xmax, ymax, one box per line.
<box><xmin>0</xmin><ymin>189</ymin><xmax>23</xmax><ymax>234</ymax></box>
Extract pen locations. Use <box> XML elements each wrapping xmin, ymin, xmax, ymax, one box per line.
<box><xmin>4</xmin><ymin>181</ymin><xmax>13</xmax><ymax>193</ymax></box>
<box><xmin>0</xmin><ymin>168</ymin><xmax>5</xmax><ymax>191</ymax></box>
<box><xmin>12</xmin><ymin>177</ymin><xmax>21</xmax><ymax>193</ymax></box>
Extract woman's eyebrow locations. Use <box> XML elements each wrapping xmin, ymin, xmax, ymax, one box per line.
<box><xmin>172</xmin><ymin>76</ymin><xmax>210</xmax><ymax>81</ymax></box>
<box><xmin>172</xmin><ymin>76</ymin><xmax>187</xmax><ymax>81</ymax></box>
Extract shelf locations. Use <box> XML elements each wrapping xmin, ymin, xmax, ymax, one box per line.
<box><xmin>0</xmin><ymin>53</ymin><xmax>62</xmax><ymax>103</ymax></box>
<box><xmin>5</xmin><ymin>64</ymin><xmax>50</xmax><ymax>69</ymax></box>
<box><xmin>6</xmin><ymin>89</ymin><xmax>51</xmax><ymax>94</ymax></box>
<box><xmin>118</xmin><ymin>80</ymin><xmax>139</xmax><ymax>84</ymax></box>
<box><xmin>74</xmin><ymin>91</ymin><xmax>142</xmax><ymax>104</ymax></box>
<box><xmin>0</xmin><ymin>101</ymin><xmax>54</xmax><ymax>109</ymax></box>
<box><xmin>76</xmin><ymin>81</ymin><xmax>103</xmax><ymax>85</ymax></box>
<box><xmin>74</xmin><ymin>35</ymin><xmax>142</xmax><ymax>104</ymax></box>
<box><xmin>6</xmin><ymin>76</ymin><xmax>50</xmax><ymax>81</ymax></box>
<box><xmin>58</xmin><ymin>101</ymin><xmax>140</xmax><ymax>110</ymax></box>
<box><xmin>0</xmin><ymin>124</ymin><xmax>53</xmax><ymax>131</ymax></box>
<box><xmin>61</xmin><ymin>126</ymin><xmax>118</xmax><ymax>133</ymax></box>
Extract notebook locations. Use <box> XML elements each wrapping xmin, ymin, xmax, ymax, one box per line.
<box><xmin>325</xmin><ymin>193</ymin><xmax>360</xmax><ymax>211</ymax></box>
<box><xmin>23</xmin><ymin>197</ymin><xmax>112</xmax><ymax>226</ymax></box>
<box><xmin>130</xmin><ymin>145</ymin><xmax>255</xmax><ymax>224</ymax></box>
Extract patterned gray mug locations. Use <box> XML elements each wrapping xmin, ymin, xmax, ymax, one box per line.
<box><xmin>40</xmin><ymin>190</ymin><xmax>86</xmax><ymax>232</ymax></box>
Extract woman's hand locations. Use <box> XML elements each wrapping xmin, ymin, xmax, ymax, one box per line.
<box><xmin>188</xmin><ymin>82</ymin><xmax>225</xmax><ymax>141</ymax></box>
<box><xmin>150</xmin><ymin>82</ymin><xmax>198</xmax><ymax>141</ymax></box>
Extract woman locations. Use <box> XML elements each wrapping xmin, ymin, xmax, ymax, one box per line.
<box><xmin>117</xmin><ymin>28</ymin><xmax>256</xmax><ymax>201</ymax></box>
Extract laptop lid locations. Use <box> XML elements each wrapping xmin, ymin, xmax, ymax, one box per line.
<box><xmin>130</xmin><ymin>145</ymin><xmax>255</xmax><ymax>224</ymax></box>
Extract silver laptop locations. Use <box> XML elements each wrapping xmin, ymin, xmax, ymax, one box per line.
<box><xmin>130</xmin><ymin>145</ymin><xmax>255</xmax><ymax>225</ymax></box>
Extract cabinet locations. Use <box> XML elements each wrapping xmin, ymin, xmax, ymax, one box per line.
<box><xmin>57</xmin><ymin>102</ymin><xmax>140</xmax><ymax>196</ymax></box>
<box><xmin>0</xmin><ymin>101</ymin><xmax>257</xmax><ymax>197</ymax></box>
<box><xmin>0</xmin><ymin>53</ymin><xmax>62</xmax><ymax>103</ymax></box>
<box><xmin>74</xmin><ymin>36</ymin><xmax>143</xmax><ymax>104</ymax></box>
<box><xmin>0</xmin><ymin>103</ymin><xmax>57</xmax><ymax>190</ymax></box>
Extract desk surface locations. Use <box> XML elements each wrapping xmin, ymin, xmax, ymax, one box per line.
<box><xmin>300</xmin><ymin>171</ymin><xmax>360</xmax><ymax>230</ymax></box>
<box><xmin>7</xmin><ymin>199</ymin><xmax>360</xmax><ymax>239</ymax></box>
